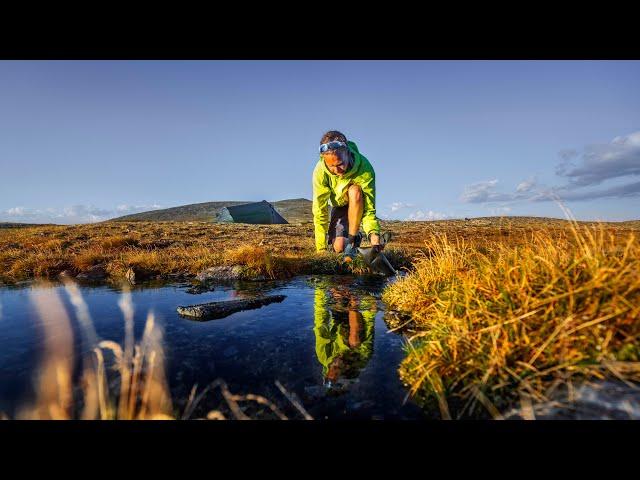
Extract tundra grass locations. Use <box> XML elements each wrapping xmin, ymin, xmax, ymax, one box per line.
<box><xmin>382</xmin><ymin>222</ymin><xmax>640</xmax><ymax>418</ymax></box>
<box><xmin>1</xmin><ymin>218</ymin><xmax>636</xmax><ymax>284</ymax></box>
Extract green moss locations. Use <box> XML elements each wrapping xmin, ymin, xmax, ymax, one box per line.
<box><xmin>616</xmin><ymin>343</ymin><xmax>640</xmax><ymax>362</ymax></box>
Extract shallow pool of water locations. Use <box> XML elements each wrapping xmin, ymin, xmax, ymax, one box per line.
<box><xmin>0</xmin><ymin>275</ymin><xmax>426</xmax><ymax>419</ymax></box>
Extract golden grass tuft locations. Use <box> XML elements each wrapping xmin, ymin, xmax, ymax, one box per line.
<box><xmin>382</xmin><ymin>223</ymin><xmax>640</xmax><ymax>418</ymax></box>
<box><xmin>225</xmin><ymin>245</ymin><xmax>300</xmax><ymax>279</ymax></box>
<box><xmin>97</xmin><ymin>235</ymin><xmax>140</xmax><ymax>250</ymax></box>
<box><xmin>5</xmin><ymin>252</ymin><xmax>71</xmax><ymax>280</ymax></box>
<box><xmin>72</xmin><ymin>251</ymin><xmax>108</xmax><ymax>272</ymax></box>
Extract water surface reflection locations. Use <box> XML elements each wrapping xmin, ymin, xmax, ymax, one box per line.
<box><xmin>0</xmin><ymin>276</ymin><xmax>426</xmax><ymax>419</ymax></box>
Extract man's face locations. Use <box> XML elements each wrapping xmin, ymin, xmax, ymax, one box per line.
<box><xmin>322</xmin><ymin>152</ymin><xmax>349</xmax><ymax>176</ymax></box>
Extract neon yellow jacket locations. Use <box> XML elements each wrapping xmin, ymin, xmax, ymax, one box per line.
<box><xmin>312</xmin><ymin>140</ymin><xmax>381</xmax><ymax>251</ymax></box>
<box><xmin>313</xmin><ymin>285</ymin><xmax>376</xmax><ymax>378</ymax></box>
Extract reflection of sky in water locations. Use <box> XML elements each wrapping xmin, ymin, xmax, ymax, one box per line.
<box><xmin>0</xmin><ymin>276</ymin><xmax>426</xmax><ymax>419</ymax></box>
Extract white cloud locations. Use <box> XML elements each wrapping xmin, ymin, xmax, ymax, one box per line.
<box><xmin>115</xmin><ymin>204</ymin><xmax>163</xmax><ymax>213</ymax></box>
<box><xmin>460</xmin><ymin>179</ymin><xmax>518</xmax><ymax>203</ymax></box>
<box><xmin>533</xmin><ymin>180</ymin><xmax>640</xmax><ymax>202</ymax></box>
<box><xmin>490</xmin><ymin>206</ymin><xmax>512</xmax><ymax>215</ymax></box>
<box><xmin>460</xmin><ymin>131</ymin><xmax>640</xmax><ymax>206</ymax></box>
<box><xmin>6</xmin><ymin>207</ymin><xmax>28</xmax><ymax>216</ymax></box>
<box><xmin>390</xmin><ymin>202</ymin><xmax>415</xmax><ymax>212</ymax></box>
<box><xmin>533</xmin><ymin>131</ymin><xmax>640</xmax><ymax>202</ymax></box>
<box><xmin>62</xmin><ymin>205</ymin><xmax>113</xmax><ymax>222</ymax></box>
<box><xmin>461</xmin><ymin>178</ymin><xmax>541</xmax><ymax>204</ymax></box>
<box><xmin>3</xmin><ymin>206</ymin><xmax>40</xmax><ymax>220</ymax></box>
<box><xmin>516</xmin><ymin>177</ymin><xmax>537</xmax><ymax>193</ymax></box>
<box><xmin>558</xmin><ymin>131</ymin><xmax>640</xmax><ymax>187</ymax></box>
<box><xmin>461</xmin><ymin>180</ymin><xmax>495</xmax><ymax>203</ymax></box>
<box><xmin>405</xmin><ymin>210</ymin><xmax>448</xmax><ymax>221</ymax></box>
<box><xmin>1</xmin><ymin>203</ymin><xmax>164</xmax><ymax>224</ymax></box>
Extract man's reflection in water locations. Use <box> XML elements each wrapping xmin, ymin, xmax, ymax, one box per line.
<box><xmin>313</xmin><ymin>281</ymin><xmax>376</xmax><ymax>392</ymax></box>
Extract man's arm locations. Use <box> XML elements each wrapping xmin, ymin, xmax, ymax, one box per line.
<box><xmin>312</xmin><ymin>165</ymin><xmax>331</xmax><ymax>251</ymax></box>
<box><xmin>359</xmin><ymin>173</ymin><xmax>381</xmax><ymax>243</ymax></box>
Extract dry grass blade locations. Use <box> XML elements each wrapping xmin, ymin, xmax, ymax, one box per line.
<box><xmin>19</xmin><ymin>283</ymin><xmax>74</xmax><ymax>419</ymax></box>
<box><xmin>471</xmin><ymin>386</ymin><xmax>504</xmax><ymax>420</ymax></box>
<box><xmin>206</xmin><ymin>410</ymin><xmax>226</xmax><ymax>420</ymax></box>
<box><xmin>238</xmin><ymin>393</ymin><xmax>288</xmax><ymax>420</ymax></box>
<box><xmin>275</xmin><ymin>380</ymin><xmax>313</xmax><ymax>420</ymax></box>
<box><xmin>181</xmin><ymin>384</ymin><xmax>199</xmax><ymax>420</ymax></box>
<box><xmin>61</xmin><ymin>277</ymin><xmax>98</xmax><ymax>347</ymax></box>
<box><xmin>218</xmin><ymin>381</ymin><xmax>251</xmax><ymax>420</ymax></box>
<box><xmin>518</xmin><ymin>391</ymin><xmax>536</xmax><ymax>420</ymax></box>
<box><xmin>98</xmin><ymin>341</ymin><xmax>124</xmax><ymax>364</ymax></box>
<box><xmin>117</xmin><ymin>286</ymin><xmax>135</xmax><ymax>419</ymax></box>
<box><xmin>181</xmin><ymin>382</ymin><xmax>219</xmax><ymax>420</ymax></box>
<box><xmin>92</xmin><ymin>347</ymin><xmax>112</xmax><ymax>419</ymax></box>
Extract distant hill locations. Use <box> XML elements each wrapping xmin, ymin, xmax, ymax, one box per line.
<box><xmin>0</xmin><ymin>222</ymin><xmax>56</xmax><ymax>229</ymax></box>
<box><xmin>109</xmin><ymin>198</ymin><xmax>313</xmax><ymax>224</ymax></box>
<box><xmin>619</xmin><ymin>220</ymin><xmax>640</xmax><ymax>229</ymax></box>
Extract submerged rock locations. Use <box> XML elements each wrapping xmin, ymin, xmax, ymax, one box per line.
<box><xmin>76</xmin><ymin>265</ymin><xmax>108</xmax><ymax>281</ymax></box>
<box><xmin>503</xmin><ymin>380</ymin><xmax>640</xmax><ymax>420</ymax></box>
<box><xmin>124</xmin><ymin>266</ymin><xmax>155</xmax><ymax>285</ymax></box>
<box><xmin>167</xmin><ymin>272</ymin><xmax>194</xmax><ymax>279</ymax></box>
<box><xmin>177</xmin><ymin>294</ymin><xmax>286</xmax><ymax>320</ymax></box>
<box><xmin>57</xmin><ymin>270</ymin><xmax>75</xmax><ymax>280</ymax></box>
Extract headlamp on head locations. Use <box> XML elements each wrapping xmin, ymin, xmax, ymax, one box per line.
<box><xmin>319</xmin><ymin>140</ymin><xmax>347</xmax><ymax>154</ymax></box>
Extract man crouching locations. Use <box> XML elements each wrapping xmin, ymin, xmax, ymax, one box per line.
<box><xmin>312</xmin><ymin>130</ymin><xmax>382</xmax><ymax>262</ymax></box>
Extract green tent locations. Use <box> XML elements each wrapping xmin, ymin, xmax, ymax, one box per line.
<box><xmin>218</xmin><ymin>200</ymin><xmax>288</xmax><ymax>224</ymax></box>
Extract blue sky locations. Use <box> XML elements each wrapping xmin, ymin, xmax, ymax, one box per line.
<box><xmin>1</xmin><ymin>60</ymin><xmax>638</xmax><ymax>223</ymax></box>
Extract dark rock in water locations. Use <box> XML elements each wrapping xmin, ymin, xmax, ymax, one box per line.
<box><xmin>177</xmin><ymin>294</ymin><xmax>286</xmax><ymax>320</ymax></box>
<box><xmin>196</xmin><ymin>266</ymin><xmax>243</xmax><ymax>282</ymax></box>
<box><xmin>76</xmin><ymin>265</ymin><xmax>108</xmax><ymax>281</ymax></box>
<box><xmin>503</xmin><ymin>380</ymin><xmax>640</xmax><ymax>420</ymax></box>
<box><xmin>124</xmin><ymin>266</ymin><xmax>155</xmax><ymax>285</ymax></box>
<box><xmin>186</xmin><ymin>283</ymin><xmax>215</xmax><ymax>294</ymax></box>
<box><xmin>57</xmin><ymin>270</ymin><xmax>75</xmax><ymax>280</ymax></box>
<box><xmin>196</xmin><ymin>265</ymin><xmax>266</xmax><ymax>282</ymax></box>
<box><xmin>167</xmin><ymin>272</ymin><xmax>194</xmax><ymax>280</ymax></box>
